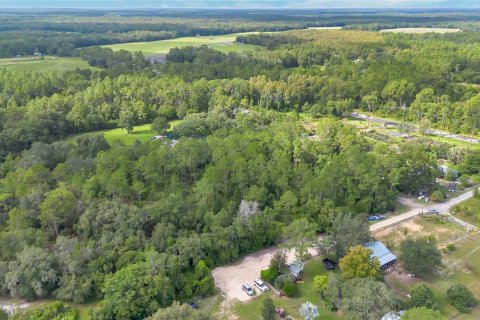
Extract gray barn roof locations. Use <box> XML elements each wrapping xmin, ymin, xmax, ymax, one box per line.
<box><xmin>365</xmin><ymin>241</ymin><xmax>397</xmax><ymax>267</ymax></box>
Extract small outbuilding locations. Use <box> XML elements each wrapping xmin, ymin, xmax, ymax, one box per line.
<box><xmin>289</xmin><ymin>261</ymin><xmax>305</xmax><ymax>280</ymax></box>
<box><xmin>364</xmin><ymin>241</ymin><xmax>397</xmax><ymax>270</ymax></box>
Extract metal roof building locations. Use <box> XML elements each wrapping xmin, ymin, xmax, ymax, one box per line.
<box><xmin>365</xmin><ymin>241</ymin><xmax>397</xmax><ymax>269</ymax></box>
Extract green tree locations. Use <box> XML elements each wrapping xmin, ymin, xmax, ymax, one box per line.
<box><xmin>283</xmin><ymin>218</ymin><xmax>317</xmax><ymax>260</ymax></box>
<box><xmin>39</xmin><ymin>184</ymin><xmax>77</xmax><ymax>236</ymax></box>
<box><xmin>102</xmin><ymin>263</ymin><xmax>174</xmax><ymax>319</ymax></box>
<box><xmin>313</xmin><ymin>275</ymin><xmax>328</xmax><ymax>292</ymax></box>
<box><xmin>262</xmin><ymin>297</ymin><xmax>276</xmax><ymax>320</ymax></box>
<box><xmin>5</xmin><ymin>246</ymin><xmax>59</xmax><ymax>301</ymax></box>
<box><xmin>401</xmin><ymin>307</ymin><xmax>447</xmax><ymax>320</ymax></box>
<box><xmin>342</xmin><ymin>277</ymin><xmax>396</xmax><ymax>320</ymax></box>
<box><xmin>406</xmin><ymin>284</ymin><xmax>437</xmax><ymax>310</ymax></box>
<box><xmin>339</xmin><ymin>245</ymin><xmax>381</xmax><ymax>280</ymax></box>
<box><xmin>399</xmin><ymin>238</ymin><xmax>441</xmax><ymax>276</ymax></box>
<box><xmin>446</xmin><ymin>283</ymin><xmax>476</xmax><ymax>313</ymax></box>
<box><xmin>319</xmin><ymin>213</ymin><xmax>371</xmax><ymax>259</ymax></box>
<box><xmin>147</xmin><ymin>302</ymin><xmax>209</xmax><ymax>320</ymax></box>
<box><xmin>151</xmin><ymin>117</ymin><xmax>170</xmax><ymax>135</ymax></box>
<box><xmin>117</xmin><ymin>108</ymin><xmax>135</xmax><ymax>134</ymax></box>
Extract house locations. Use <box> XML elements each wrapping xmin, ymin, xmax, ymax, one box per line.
<box><xmin>288</xmin><ymin>261</ymin><xmax>304</xmax><ymax>280</ymax></box>
<box><xmin>364</xmin><ymin>241</ymin><xmax>397</xmax><ymax>270</ymax></box>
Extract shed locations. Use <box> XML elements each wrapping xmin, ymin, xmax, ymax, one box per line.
<box><xmin>364</xmin><ymin>241</ymin><xmax>397</xmax><ymax>270</ymax></box>
<box><xmin>289</xmin><ymin>261</ymin><xmax>305</xmax><ymax>280</ymax></box>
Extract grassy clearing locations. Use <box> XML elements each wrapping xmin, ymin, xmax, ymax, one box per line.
<box><xmin>380</xmin><ymin>217</ymin><xmax>480</xmax><ymax>319</ymax></box>
<box><xmin>452</xmin><ymin>197</ymin><xmax>480</xmax><ymax>227</ymax></box>
<box><xmin>103</xmin><ymin>33</ymin><xmax>261</xmax><ymax>56</ymax></box>
<box><xmin>234</xmin><ymin>259</ymin><xmax>342</xmax><ymax>320</ymax></box>
<box><xmin>380</xmin><ymin>28</ymin><xmax>462</xmax><ymax>34</ymax></box>
<box><xmin>0</xmin><ymin>56</ymin><xmax>95</xmax><ymax>72</ymax></box>
<box><xmin>67</xmin><ymin>120</ymin><xmax>183</xmax><ymax>145</ymax></box>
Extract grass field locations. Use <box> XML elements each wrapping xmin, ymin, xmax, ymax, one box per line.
<box><xmin>379</xmin><ymin>216</ymin><xmax>480</xmax><ymax>319</ymax></box>
<box><xmin>234</xmin><ymin>259</ymin><xmax>341</xmax><ymax>320</ymax></box>
<box><xmin>103</xmin><ymin>33</ymin><xmax>261</xmax><ymax>56</ymax></box>
<box><xmin>0</xmin><ymin>56</ymin><xmax>95</xmax><ymax>72</ymax></box>
<box><xmin>380</xmin><ymin>28</ymin><xmax>462</xmax><ymax>34</ymax></box>
<box><xmin>68</xmin><ymin>120</ymin><xmax>183</xmax><ymax>145</ymax></box>
<box><xmin>452</xmin><ymin>197</ymin><xmax>480</xmax><ymax>227</ymax></box>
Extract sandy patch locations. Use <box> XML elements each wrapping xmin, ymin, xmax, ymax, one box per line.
<box><xmin>212</xmin><ymin>246</ymin><xmax>317</xmax><ymax>302</ymax></box>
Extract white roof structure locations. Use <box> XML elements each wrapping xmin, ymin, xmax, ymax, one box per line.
<box><xmin>364</xmin><ymin>241</ymin><xmax>397</xmax><ymax>268</ymax></box>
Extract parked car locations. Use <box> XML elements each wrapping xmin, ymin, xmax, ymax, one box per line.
<box><xmin>188</xmin><ymin>302</ymin><xmax>198</xmax><ymax>309</ymax></box>
<box><xmin>254</xmin><ymin>278</ymin><xmax>269</xmax><ymax>292</ymax></box>
<box><xmin>242</xmin><ymin>283</ymin><xmax>255</xmax><ymax>296</ymax></box>
<box><xmin>427</xmin><ymin>208</ymin><xmax>439</xmax><ymax>214</ymax></box>
<box><xmin>368</xmin><ymin>215</ymin><xmax>385</xmax><ymax>221</ymax></box>
<box><xmin>322</xmin><ymin>258</ymin><xmax>336</xmax><ymax>271</ymax></box>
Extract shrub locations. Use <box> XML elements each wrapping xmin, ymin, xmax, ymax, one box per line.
<box><xmin>447</xmin><ymin>283</ymin><xmax>476</xmax><ymax>312</ymax></box>
<box><xmin>262</xmin><ymin>297</ymin><xmax>276</xmax><ymax>320</ymax></box>
<box><xmin>274</xmin><ymin>274</ymin><xmax>287</xmax><ymax>290</ymax></box>
<box><xmin>446</xmin><ymin>244</ymin><xmax>456</xmax><ymax>251</ymax></box>
<box><xmin>261</xmin><ymin>268</ymin><xmax>276</xmax><ymax>284</ymax></box>
<box><xmin>406</xmin><ymin>284</ymin><xmax>437</xmax><ymax>310</ymax></box>
<box><xmin>0</xmin><ymin>310</ymin><xmax>7</xmax><ymax>320</ymax></box>
<box><xmin>283</xmin><ymin>281</ymin><xmax>298</xmax><ymax>298</ymax></box>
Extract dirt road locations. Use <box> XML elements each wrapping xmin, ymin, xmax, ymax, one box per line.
<box><xmin>371</xmin><ymin>190</ymin><xmax>475</xmax><ymax>233</ymax></box>
<box><xmin>213</xmin><ymin>190</ymin><xmax>476</xmax><ymax>303</ymax></box>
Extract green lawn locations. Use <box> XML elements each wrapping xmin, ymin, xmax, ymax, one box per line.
<box><xmin>452</xmin><ymin>197</ymin><xmax>480</xmax><ymax>227</ymax></box>
<box><xmin>234</xmin><ymin>259</ymin><xmax>342</xmax><ymax>320</ymax></box>
<box><xmin>103</xmin><ymin>33</ymin><xmax>261</xmax><ymax>56</ymax></box>
<box><xmin>67</xmin><ymin>120</ymin><xmax>183</xmax><ymax>145</ymax></box>
<box><xmin>0</xmin><ymin>56</ymin><xmax>95</xmax><ymax>72</ymax></box>
<box><xmin>382</xmin><ymin>220</ymin><xmax>480</xmax><ymax>319</ymax></box>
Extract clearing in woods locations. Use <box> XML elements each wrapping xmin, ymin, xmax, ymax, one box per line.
<box><xmin>0</xmin><ymin>56</ymin><xmax>95</xmax><ymax>72</ymax></box>
<box><xmin>103</xmin><ymin>33</ymin><xmax>261</xmax><ymax>56</ymax></box>
<box><xmin>380</xmin><ymin>27</ymin><xmax>462</xmax><ymax>34</ymax></box>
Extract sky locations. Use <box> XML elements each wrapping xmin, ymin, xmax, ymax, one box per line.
<box><xmin>0</xmin><ymin>0</ymin><xmax>478</xmax><ymax>9</ymax></box>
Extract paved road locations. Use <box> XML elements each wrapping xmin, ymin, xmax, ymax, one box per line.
<box><xmin>370</xmin><ymin>189</ymin><xmax>476</xmax><ymax>233</ymax></box>
<box><xmin>351</xmin><ymin>113</ymin><xmax>479</xmax><ymax>144</ymax></box>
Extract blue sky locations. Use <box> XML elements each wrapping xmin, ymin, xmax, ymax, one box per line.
<box><xmin>1</xmin><ymin>0</ymin><xmax>478</xmax><ymax>9</ymax></box>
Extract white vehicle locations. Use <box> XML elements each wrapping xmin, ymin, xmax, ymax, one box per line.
<box><xmin>242</xmin><ymin>283</ymin><xmax>255</xmax><ymax>296</ymax></box>
<box><xmin>253</xmin><ymin>279</ymin><xmax>269</xmax><ymax>292</ymax></box>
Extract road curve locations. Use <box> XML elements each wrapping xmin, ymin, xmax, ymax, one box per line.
<box><xmin>370</xmin><ymin>189</ymin><xmax>475</xmax><ymax>233</ymax></box>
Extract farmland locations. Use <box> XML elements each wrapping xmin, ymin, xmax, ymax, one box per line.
<box><xmin>103</xmin><ymin>33</ymin><xmax>261</xmax><ymax>56</ymax></box>
<box><xmin>379</xmin><ymin>27</ymin><xmax>462</xmax><ymax>33</ymax></box>
<box><xmin>0</xmin><ymin>56</ymin><xmax>95</xmax><ymax>72</ymax></box>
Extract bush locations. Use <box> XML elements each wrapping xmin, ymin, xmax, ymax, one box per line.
<box><xmin>274</xmin><ymin>274</ymin><xmax>287</xmax><ymax>290</ymax></box>
<box><xmin>283</xmin><ymin>281</ymin><xmax>298</xmax><ymax>298</ymax></box>
<box><xmin>0</xmin><ymin>310</ymin><xmax>7</xmax><ymax>320</ymax></box>
<box><xmin>261</xmin><ymin>268</ymin><xmax>276</xmax><ymax>284</ymax></box>
<box><xmin>399</xmin><ymin>237</ymin><xmax>441</xmax><ymax>276</ymax></box>
<box><xmin>447</xmin><ymin>283</ymin><xmax>476</xmax><ymax>312</ymax></box>
<box><xmin>406</xmin><ymin>284</ymin><xmax>437</xmax><ymax>310</ymax></box>
<box><xmin>446</xmin><ymin>244</ymin><xmax>456</xmax><ymax>252</ymax></box>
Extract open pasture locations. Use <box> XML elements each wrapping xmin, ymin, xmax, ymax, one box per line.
<box><xmin>103</xmin><ymin>33</ymin><xmax>260</xmax><ymax>56</ymax></box>
<box><xmin>0</xmin><ymin>56</ymin><xmax>94</xmax><ymax>72</ymax></box>
<box><xmin>380</xmin><ymin>27</ymin><xmax>462</xmax><ymax>34</ymax></box>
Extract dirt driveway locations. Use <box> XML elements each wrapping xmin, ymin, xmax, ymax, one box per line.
<box><xmin>212</xmin><ymin>246</ymin><xmax>317</xmax><ymax>302</ymax></box>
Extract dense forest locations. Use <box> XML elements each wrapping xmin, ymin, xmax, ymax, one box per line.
<box><xmin>1</xmin><ymin>9</ymin><xmax>480</xmax><ymax>320</ymax></box>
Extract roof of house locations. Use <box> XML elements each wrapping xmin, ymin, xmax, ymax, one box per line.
<box><xmin>365</xmin><ymin>241</ymin><xmax>397</xmax><ymax>267</ymax></box>
<box><xmin>289</xmin><ymin>261</ymin><xmax>304</xmax><ymax>276</ymax></box>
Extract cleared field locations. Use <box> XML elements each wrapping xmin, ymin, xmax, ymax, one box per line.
<box><xmin>68</xmin><ymin>120</ymin><xmax>183</xmax><ymax>145</ymax></box>
<box><xmin>0</xmin><ymin>56</ymin><xmax>94</xmax><ymax>72</ymax></box>
<box><xmin>103</xmin><ymin>33</ymin><xmax>260</xmax><ymax>56</ymax></box>
<box><xmin>380</xmin><ymin>27</ymin><xmax>462</xmax><ymax>34</ymax></box>
<box><xmin>379</xmin><ymin>216</ymin><xmax>480</xmax><ymax>319</ymax></box>
<box><xmin>452</xmin><ymin>197</ymin><xmax>480</xmax><ymax>227</ymax></box>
